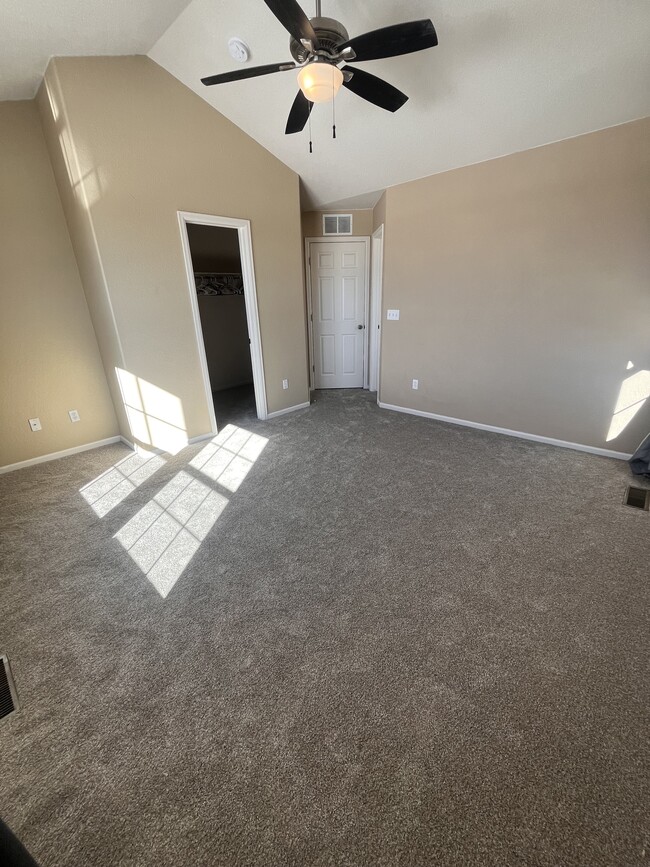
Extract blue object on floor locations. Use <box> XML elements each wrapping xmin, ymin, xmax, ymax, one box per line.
<box><xmin>629</xmin><ymin>433</ymin><xmax>650</xmax><ymax>476</ymax></box>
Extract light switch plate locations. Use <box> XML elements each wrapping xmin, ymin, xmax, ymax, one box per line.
<box><xmin>69</xmin><ymin>410</ymin><xmax>81</xmax><ymax>423</ymax></box>
<box><xmin>387</xmin><ymin>309</ymin><xmax>400</xmax><ymax>321</ymax></box>
<box><xmin>28</xmin><ymin>417</ymin><xmax>42</xmax><ymax>432</ymax></box>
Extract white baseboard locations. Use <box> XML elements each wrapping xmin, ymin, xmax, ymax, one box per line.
<box><xmin>266</xmin><ymin>401</ymin><xmax>311</xmax><ymax>420</ymax></box>
<box><xmin>377</xmin><ymin>402</ymin><xmax>632</xmax><ymax>461</ymax></box>
<box><xmin>188</xmin><ymin>401</ymin><xmax>311</xmax><ymax>434</ymax></box>
<box><xmin>122</xmin><ymin>432</ymin><xmax>213</xmax><ymax>452</ymax></box>
<box><xmin>0</xmin><ymin>436</ymin><xmax>124</xmax><ymax>475</ymax></box>
<box><xmin>187</xmin><ymin>433</ymin><xmax>216</xmax><ymax>445</ymax></box>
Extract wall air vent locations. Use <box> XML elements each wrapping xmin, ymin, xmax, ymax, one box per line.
<box><xmin>0</xmin><ymin>655</ymin><xmax>19</xmax><ymax>721</ymax></box>
<box><xmin>323</xmin><ymin>214</ymin><xmax>353</xmax><ymax>236</ymax></box>
<box><xmin>624</xmin><ymin>485</ymin><xmax>650</xmax><ymax>510</ymax></box>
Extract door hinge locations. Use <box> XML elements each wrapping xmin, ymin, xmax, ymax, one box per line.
<box><xmin>310</xmin><ymin>313</ymin><xmax>313</xmax><ymax>321</ymax></box>
<box><xmin>312</xmin><ymin>365</ymin><xmax>315</xmax><ymax>372</ymax></box>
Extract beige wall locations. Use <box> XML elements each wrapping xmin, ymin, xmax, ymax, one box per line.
<box><xmin>0</xmin><ymin>101</ymin><xmax>118</xmax><ymax>468</ymax></box>
<box><xmin>379</xmin><ymin>118</ymin><xmax>650</xmax><ymax>454</ymax></box>
<box><xmin>302</xmin><ymin>209</ymin><xmax>373</xmax><ymax>238</ymax></box>
<box><xmin>38</xmin><ymin>56</ymin><xmax>309</xmax><ymax>449</ymax></box>
<box><xmin>198</xmin><ymin>296</ymin><xmax>253</xmax><ymax>392</ymax></box>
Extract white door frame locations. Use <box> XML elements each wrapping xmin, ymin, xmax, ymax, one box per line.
<box><xmin>369</xmin><ymin>224</ymin><xmax>384</xmax><ymax>396</ymax></box>
<box><xmin>305</xmin><ymin>236</ymin><xmax>371</xmax><ymax>390</ymax></box>
<box><xmin>178</xmin><ymin>211</ymin><xmax>268</xmax><ymax>433</ymax></box>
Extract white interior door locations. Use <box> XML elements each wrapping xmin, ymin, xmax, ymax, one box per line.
<box><xmin>310</xmin><ymin>241</ymin><xmax>366</xmax><ymax>389</ymax></box>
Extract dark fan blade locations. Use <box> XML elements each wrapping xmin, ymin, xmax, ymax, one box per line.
<box><xmin>201</xmin><ymin>62</ymin><xmax>295</xmax><ymax>86</ymax></box>
<box><xmin>262</xmin><ymin>0</ymin><xmax>320</xmax><ymax>48</ymax></box>
<box><xmin>342</xmin><ymin>66</ymin><xmax>408</xmax><ymax>112</ymax></box>
<box><xmin>285</xmin><ymin>90</ymin><xmax>313</xmax><ymax>134</ymax></box>
<box><xmin>340</xmin><ymin>19</ymin><xmax>437</xmax><ymax>62</ymax></box>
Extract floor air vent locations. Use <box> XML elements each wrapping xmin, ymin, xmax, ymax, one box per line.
<box><xmin>0</xmin><ymin>655</ymin><xmax>19</xmax><ymax>720</ymax></box>
<box><xmin>624</xmin><ymin>485</ymin><xmax>650</xmax><ymax>510</ymax></box>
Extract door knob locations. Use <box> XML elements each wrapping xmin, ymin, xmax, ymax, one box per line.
<box><xmin>357</xmin><ymin>324</ymin><xmax>364</xmax><ymax>330</ymax></box>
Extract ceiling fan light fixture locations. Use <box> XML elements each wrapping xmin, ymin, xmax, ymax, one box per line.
<box><xmin>297</xmin><ymin>62</ymin><xmax>343</xmax><ymax>103</ymax></box>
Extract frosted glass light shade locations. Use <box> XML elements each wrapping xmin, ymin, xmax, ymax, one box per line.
<box><xmin>297</xmin><ymin>63</ymin><xmax>343</xmax><ymax>103</ymax></box>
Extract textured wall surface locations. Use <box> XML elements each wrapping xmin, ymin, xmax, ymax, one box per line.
<box><xmin>379</xmin><ymin>118</ymin><xmax>650</xmax><ymax>454</ymax></box>
<box><xmin>38</xmin><ymin>55</ymin><xmax>308</xmax><ymax>447</ymax></box>
<box><xmin>0</xmin><ymin>100</ymin><xmax>117</xmax><ymax>468</ymax></box>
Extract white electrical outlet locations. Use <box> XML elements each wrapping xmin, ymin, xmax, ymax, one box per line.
<box><xmin>28</xmin><ymin>417</ymin><xmax>42</xmax><ymax>432</ymax></box>
<box><xmin>412</xmin><ymin>379</ymin><xmax>419</xmax><ymax>390</ymax></box>
<box><xmin>69</xmin><ymin>409</ymin><xmax>81</xmax><ymax>423</ymax></box>
<box><xmin>282</xmin><ymin>379</ymin><xmax>289</xmax><ymax>390</ymax></box>
<box><xmin>387</xmin><ymin>309</ymin><xmax>400</xmax><ymax>321</ymax></box>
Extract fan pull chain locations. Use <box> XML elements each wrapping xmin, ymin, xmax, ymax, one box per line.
<box><xmin>308</xmin><ymin>109</ymin><xmax>313</xmax><ymax>154</ymax></box>
<box><xmin>332</xmin><ymin>76</ymin><xmax>337</xmax><ymax>139</ymax></box>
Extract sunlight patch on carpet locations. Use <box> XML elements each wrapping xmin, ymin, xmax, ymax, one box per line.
<box><xmin>114</xmin><ymin>470</ymin><xmax>227</xmax><ymax>598</ymax></box>
<box><xmin>190</xmin><ymin>424</ymin><xmax>268</xmax><ymax>492</ymax></box>
<box><xmin>80</xmin><ymin>450</ymin><xmax>165</xmax><ymax>517</ymax></box>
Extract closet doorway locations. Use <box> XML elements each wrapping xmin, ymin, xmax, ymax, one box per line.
<box><xmin>178</xmin><ymin>212</ymin><xmax>267</xmax><ymax>432</ymax></box>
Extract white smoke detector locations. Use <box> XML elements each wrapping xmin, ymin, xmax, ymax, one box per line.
<box><xmin>228</xmin><ymin>38</ymin><xmax>250</xmax><ymax>63</ymax></box>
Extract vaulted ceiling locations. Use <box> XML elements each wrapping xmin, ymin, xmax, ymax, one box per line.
<box><xmin>150</xmin><ymin>0</ymin><xmax>650</xmax><ymax>207</ymax></box>
<box><xmin>3</xmin><ymin>0</ymin><xmax>649</xmax><ymax>209</ymax></box>
<box><xmin>0</xmin><ymin>0</ymin><xmax>192</xmax><ymax>100</ymax></box>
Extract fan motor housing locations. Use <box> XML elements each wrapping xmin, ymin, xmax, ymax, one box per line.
<box><xmin>290</xmin><ymin>17</ymin><xmax>350</xmax><ymax>62</ymax></box>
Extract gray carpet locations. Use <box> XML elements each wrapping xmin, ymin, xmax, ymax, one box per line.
<box><xmin>1</xmin><ymin>390</ymin><xmax>648</xmax><ymax>867</ymax></box>
<box><xmin>212</xmin><ymin>383</ymin><xmax>257</xmax><ymax>429</ymax></box>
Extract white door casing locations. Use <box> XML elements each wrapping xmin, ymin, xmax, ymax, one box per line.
<box><xmin>369</xmin><ymin>225</ymin><xmax>384</xmax><ymax>394</ymax></box>
<box><xmin>308</xmin><ymin>239</ymin><xmax>368</xmax><ymax>389</ymax></box>
<box><xmin>178</xmin><ymin>211</ymin><xmax>268</xmax><ymax>433</ymax></box>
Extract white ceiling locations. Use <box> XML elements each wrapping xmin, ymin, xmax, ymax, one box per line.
<box><xmin>2</xmin><ymin>1</ymin><xmax>648</xmax><ymax>206</ymax></box>
<box><xmin>150</xmin><ymin>0</ymin><xmax>650</xmax><ymax>208</ymax></box>
<box><xmin>0</xmin><ymin>0</ymin><xmax>192</xmax><ymax>100</ymax></box>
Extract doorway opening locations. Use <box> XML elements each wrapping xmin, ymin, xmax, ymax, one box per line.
<box><xmin>178</xmin><ymin>212</ymin><xmax>267</xmax><ymax>434</ymax></box>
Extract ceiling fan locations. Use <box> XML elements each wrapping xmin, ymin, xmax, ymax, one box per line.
<box><xmin>201</xmin><ymin>0</ymin><xmax>438</xmax><ymax>135</ymax></box>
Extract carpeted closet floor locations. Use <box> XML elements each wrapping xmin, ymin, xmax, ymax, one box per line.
<box><xmin>1</xmin><ymin>390</ymin><xmax>648</xmax><ymax>867</ymax></box>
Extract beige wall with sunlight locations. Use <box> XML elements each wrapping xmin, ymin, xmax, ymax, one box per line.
<box><xmin>0</xmin><ymin>100</ymin><xmax>118</xmax><ymax>468</ymax></box>
<box><xmin>377</xmin><ymin>117</ymin><xmax>650</xmax><ymax>454</ymax></box>
<box><xmin>38</xmin><ymin>55</ymin><xmax>309</xmax><ymax>449</ymax></box>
